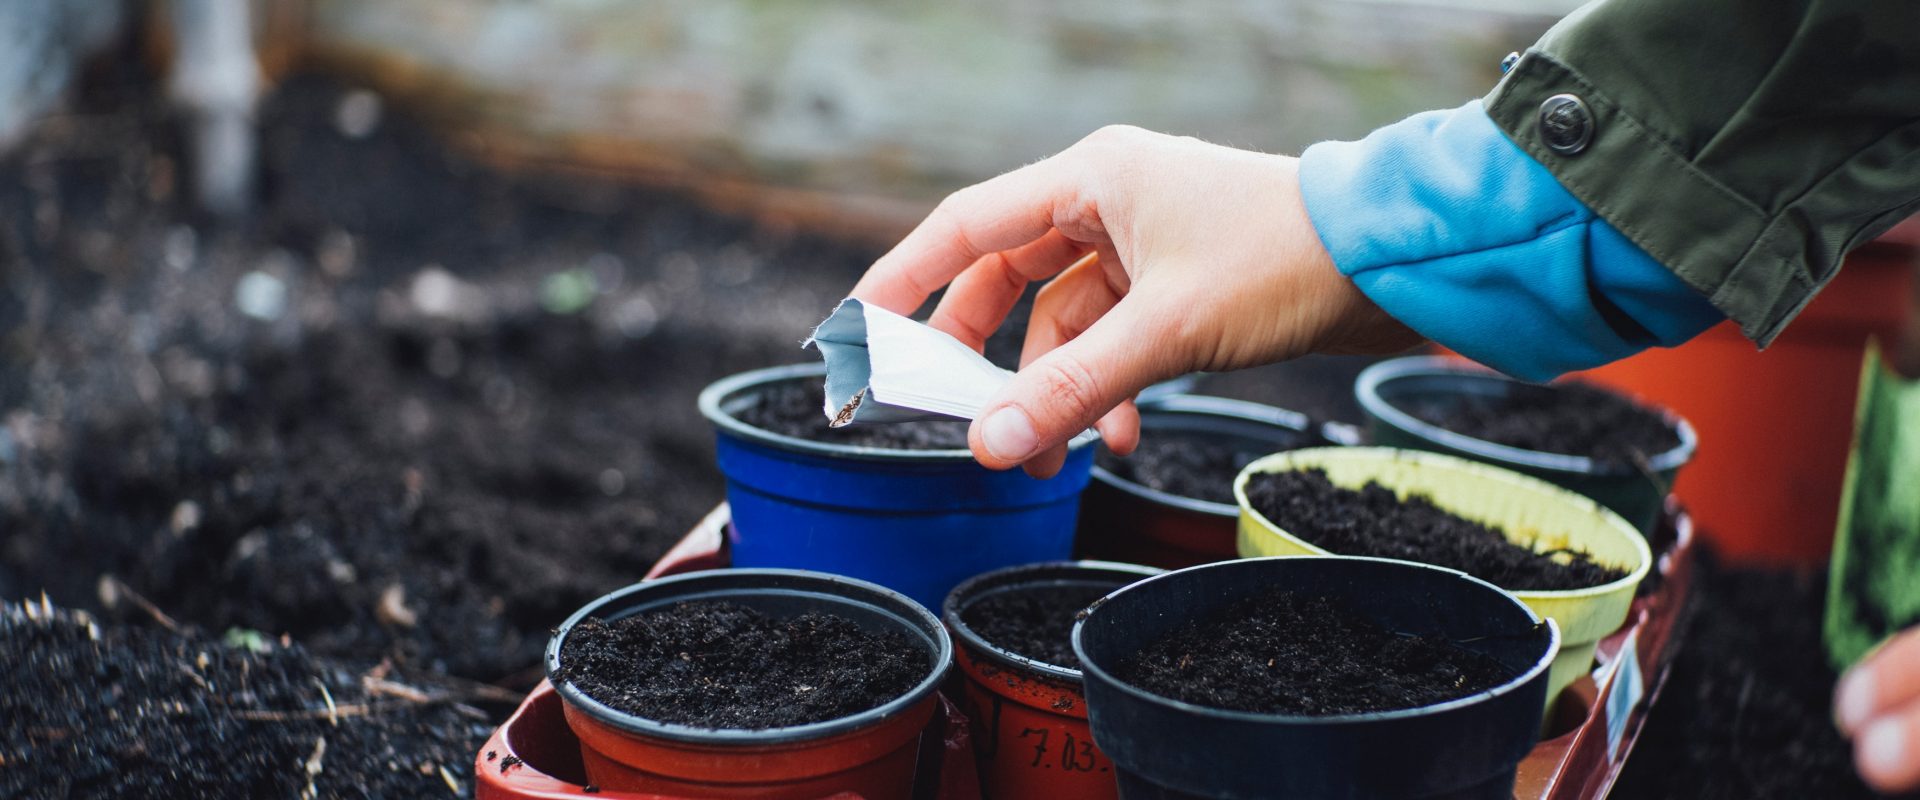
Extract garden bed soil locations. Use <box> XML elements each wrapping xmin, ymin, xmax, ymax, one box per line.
<box><xmin>1614</xmin><ymin>556</ymin><xmax>1896</xmax><ymax>799</ymax></box>
<box><xmin>0</xmin><ymin>55</ymin><xmax>890</xmax><ymax>688</ymax></box>
<box><xmin>1097</xmin><ymin>430</ymin><xmax>1279</xmax><ymax>505</ymax></box>
<box><xmin>0</xmin><ymin>602</ymin><xmax>491</xmax><ymax>799</ymax></box>
<box><xmin>1117</xmin><ymin>588</ymin><xmax>1511</xmax><ymax>715</ymax></box>
<box><xmin>960</xmin><ymin>583</ymin><xmax>1113</xmax><ymax>669</ymax></box>
<box><xmin>1</xmin><ymin>52</ymin><xmax>893</xmax><ymax>799</ymax></box>
<box><xmin>555</xmin><ymin>601</ymin><xmax>927</xmax><ymax>729</ymax></box>
<box><xmin>1408</xmin><ymin>381</ymin><xmax>1679</xmax><ymax>468</ymax></box>
<box><xmin>734</xmin><ymin>381</ymin><xmax>972</xmax><ymax>451</ymax></box>
<box><xmin>1245</xmin><ymin>469</ymin><xmax>1625</xmax><ymax>591</ymax></box>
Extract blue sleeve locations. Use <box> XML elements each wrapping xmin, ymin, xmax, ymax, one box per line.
<box><xmin>1297</xmin><ymin>100</ymin><xmax>1723</xmax><ymax>382</ymax></box>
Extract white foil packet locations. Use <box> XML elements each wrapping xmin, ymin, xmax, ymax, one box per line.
<box><xmin>806</xmin><ymin>298</ymin><xmax>1012</xmax><ymax>427</ymax></box>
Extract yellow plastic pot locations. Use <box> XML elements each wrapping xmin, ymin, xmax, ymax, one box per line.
<box><xmin>1233</xmin><ymin>447</ymin><xmax>1650</xmax><ymax>708</ymax></box>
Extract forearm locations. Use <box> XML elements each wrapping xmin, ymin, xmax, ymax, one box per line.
<box><xmin>1299</xmin><ymin>101</ymin><xmax>1721</xmax><ymax>382</ymax></box>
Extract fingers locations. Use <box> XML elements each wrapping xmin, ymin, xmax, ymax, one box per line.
<box><xmin>1017</xmin><ymin>252</ymin><xmax>1142</xmax><ymax>461</ymax></box>
<box><xmin>1839</xmin><ymin>629</ymin><xmax>1920</xmax><ymax>733</ymax></box>
<box><xmin>926</xmin><ymin>230</ymin><xmax>1090</xmax><ymax>352</ymax></box>
<box><xmin>851</xmin><ymin>157</ymin><xmax>1084</xmax><ymax>316</ymax></box>
<box><xmin>1020</xmin><ymin>252</ymin><xmax>1125</xmax><ymax>368</ymax></box>
<box><xmin>1837</xmin><ymin>628</ymin><xmax>1920</xmax><ymax>791</ymax></box>
<box><xmin>1020</xmin><ymin>445</ymin><xmax>1071</xmax><ymax>480</ymax></box>
<box><xmin>1094</xmin><ymin>399</ymin><xmax>1141</xmax><ymax>457</ymax></box>
<box><xmin>1856</xmin><ymin>704</ymin><xmax>1920</xmax><ymax>793</ymax></box>
<box><xmin>970</xmin><ymin>297</ymin><xmax>1175</xmax><ymax>471</ymax></box>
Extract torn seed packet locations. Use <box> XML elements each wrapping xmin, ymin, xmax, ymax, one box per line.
<box><xmin>806</xmin><ymin>298</ymin><xmax>1013</xmax><ymax>427</ymax></box>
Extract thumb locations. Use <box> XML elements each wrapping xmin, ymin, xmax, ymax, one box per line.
<box><xmin>969</xmin><ymin>298</ymin><xmax>1177</xmax><ymax>470</ymax></box>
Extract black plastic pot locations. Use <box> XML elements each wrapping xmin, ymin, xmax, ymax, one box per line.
<box><xmin>546</xmin><ymin>568</ymin><xmax>953</xmax><ymax>798</ymax></box>
<box><xmin>1073</xmin><ymin>557</ymin><xmax>1558</xmax><ymax>800</ymax></box>
<box><xmin>1355</xmin><ymin>356</ymin><xmax>1695</xmax><ymax>534</ymax></box>
<box><xmin>1076</xmin><ymin>395</ymin><xmax>1352</xmax><ymax>568</ymax></box>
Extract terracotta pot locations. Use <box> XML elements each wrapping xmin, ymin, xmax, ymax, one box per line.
<box><xmin>1570</xmin><ymin>229</ymin><xmax>1917</xmax><ymax>563</ymax></box>
<box><xmin>547</xmin><ymin>569</ymin><xmax>953</xmax><ymax>799</ymax></box>
<box><xmin>943</xmin><ymin>561</ymin><xmax>1163</xmax><ymax>800</ymax></box>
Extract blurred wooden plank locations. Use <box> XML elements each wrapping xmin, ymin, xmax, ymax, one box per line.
<box><xmin>299</xmin><ymin>0</ymin><xmax>1571</xmax><ymax>240</ymax></box>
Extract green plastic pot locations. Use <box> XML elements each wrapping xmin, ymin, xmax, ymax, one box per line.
<box><xmin>1234</xmin><ymin>447</ymin><xmax>1650</xmax><ymax>710</ymax></box>
<box><xmin>1354</xmin><ymin>356</ymin><xmax>1695</xmax><ymax>534</ymax></box>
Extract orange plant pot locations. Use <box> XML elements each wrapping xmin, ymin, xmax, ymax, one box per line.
<box><xmin>1569</xmin><ymin>226</ymin><xmax>1917</xmax><ymax>564</ymax></box>
<box><xmin>942</xmin><ymin>562</ymin><xmax>1161</xmax><ymax>800</ymax></box>
<box><xmin>561</xmin><ymin>698</ymin><xmax>934</xmax><ymax>799</ymax></box>
<box><xmin>548</xmin><ymin>569</ymin><xmax>952</xmax><ymax>799</ymax></box>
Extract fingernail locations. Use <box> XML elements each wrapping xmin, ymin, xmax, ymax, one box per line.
<box><xmin>1861</xmin><ymin>718</ymin><xmax>1907</xmax><ymax>778</ymax></box>
<box><xmin>981</xmin><ymin>407</ymin><xmax>1039</xmax><ymax>462</ymax></box>
<box><xmin>1838</xmin><ymin>667</ymin><xmax>1876</xmax><ymax>731</ymax></box>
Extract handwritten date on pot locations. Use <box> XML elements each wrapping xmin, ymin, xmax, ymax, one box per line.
<box><xmin>1018</xmin><ymin>728</ymin><xmax>1108</xmax><ymax>773</ymax></box>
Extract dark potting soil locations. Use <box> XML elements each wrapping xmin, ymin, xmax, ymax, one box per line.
<box><xmin>0</xmin><ymin>53</ymin><xmax>929</xmax><ymax>798</ymax></box>
<box><xmin>1118</xmin><ymin>589</ymin><xmax>1512</xmax><ymax>715</ymax></box>
<box><xmin>1408</xmin><ymin>381</ymin><xmax>1680</xmax><ymax>468</ymax></box>
<box><xmin>0</xmin><ymin>602</ymin><xmax>491</xmax><ymax>799</ymax></box>
<box><xmin>1245</xmin><ymin>469</ymin><xmax>1627</xmax><ymax>591</ymax></box>
<box><xmin>1614</xmin><ymin>556</ymin><xmax>1907</xmax><ymax>800</ymax></box>
<box><xmin>733</xmin><ymin>380</ymin><xmax>972</xmax><ymax>451</ymax></box>
<box><xmin>556</xmin><ymin>601</ymin><xmax>928</xmax><ymax>728</ymax></box>
<box><xmin>1097</xmin><ymin>429</ymin><xmax>1292</xmax><ymax>505</ymax></box>
<box><xmin>0</xmin><ymin>52</ymin><xmax>899</xmax><ymax>690</ymax></box>
<box><xmin>961</xmin><ymin>583</ymin><xmax>1114</xmax><ymax>669</ymax></box>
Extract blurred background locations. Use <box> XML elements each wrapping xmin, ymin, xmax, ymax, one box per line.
<box><xmin>0</xmin><ymin>2</ymin><xmax>1912</xmax><ymax>798</ymax></box>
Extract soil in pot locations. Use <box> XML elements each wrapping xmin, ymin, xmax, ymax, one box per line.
<box><xmin>733</xmin><ymin>381</ymin><xmax>972</xmax><ymax>451</ymax></box>
<box><xmin>1406</xmin><ymin>381</ymin><xmax>1679</xmax><ymax>468</ymax></box>
<box><xmin>960</xmin><ymin>583</ymin><xmax>1112</xmax><ymax>669</ymax></box>
<box><xmin>1245</xmin><ymin>469</ymin><xmax>1626</xmax><ymax>591</ymax></box>
<box><xmin>1097</xmin><ymin>430</ymin><xmax>1280</xmax><ymax>505</ymax></box>
<box><xmin>1116</xmin><ymin>588</ymin><xmax>1512</xmax><ymax>715</ymax></box>
<box><xmin>556</xmin><ymin>601</ymin><xmax>928</xmax><ymax>728</ymax></box>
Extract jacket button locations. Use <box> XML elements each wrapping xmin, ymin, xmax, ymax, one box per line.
<box><xmin>1538</xmin><ymin>93</ymin><xmax>1594</xmax><ymax>155</ymax></box>
<box><xmin>1500</xmin><ymin>52</ymin><xmax>1520</xmax><ymax>74</ymax></box>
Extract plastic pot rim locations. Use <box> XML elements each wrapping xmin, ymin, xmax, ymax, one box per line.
<box><xmin>942</xmin><ymin>560</ymin><xmax>1166</xmax><ymax>684</ymax></box>
<box><xmin>1354</xmin><ymin>355</ymin><xmax>1698</xmax><ymax>476</ymax></box>
<box><xmin>1233</xmin><ymin>446</ymin><xmax>1654</xmax><ymax>603</ymax></box>
<box><xmin>546</xmin><ymin>568</ymin><xmax>953</xmax><ymax>746</ymax></box>
<box><xmin>1069</xmin><ymin>555</ymin><xmax>1561</xmax><ymax>725</ymax></box>
<box><xmin>700</xmin><ymin>362</ymin><xmax>1100</xmax><ymax>463</ymax></box>
<box><xmin>1088</xmin><ymin>395</ymin><xmax>1315</xmax><ymax>517</ymax></box>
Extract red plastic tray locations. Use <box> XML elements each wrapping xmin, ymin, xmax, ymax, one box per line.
<box><xmin>477</xmin><ymin>503</ymin><xmax>1696</xmax><ymax>800</ymax></box>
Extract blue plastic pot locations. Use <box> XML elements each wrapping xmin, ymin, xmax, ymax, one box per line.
<box><xmin>699</xmin><ymin>363</ymin><xmax>1097</xmax><ymax>609</ymax></box>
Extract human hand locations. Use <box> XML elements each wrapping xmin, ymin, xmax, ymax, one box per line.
<box><xmin>850</xmin><ymin>125</ymin><xmax>1419</xmax><ymax>477</ymax></box>
<box><xmin>1836</xmin><ymin>626</ymin><xmax>1920</xmax><ymax>792</ymax></box>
